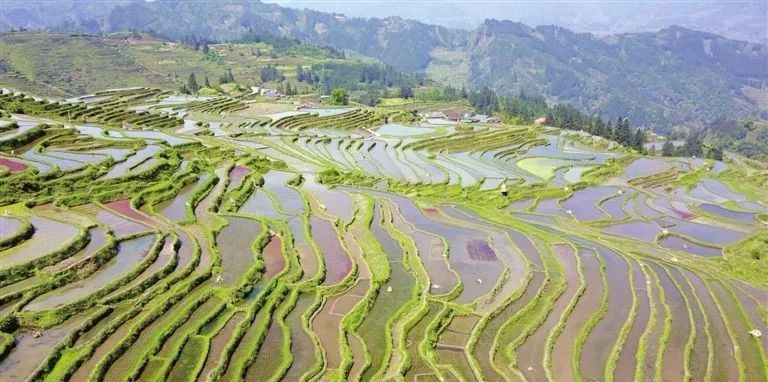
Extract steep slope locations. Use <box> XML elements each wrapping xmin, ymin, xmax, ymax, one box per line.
<box><xmin>16</xmin><ymin>0</ymin><xmax>467</xmax><ymax>73</ymax></box>
<box><xmin>0</xmin><ymin>33</ymin><xmax>175</xmax><ymax>96</ymax></box>
<box><xmin>1</xmin><ymin>0</ymin><xmax>765</xmax><ymax>128</ymax></box>
<box><xmin>467</xmin><ymin>21</ymin><xmax>767</xmax><ymax>127</ymax></box>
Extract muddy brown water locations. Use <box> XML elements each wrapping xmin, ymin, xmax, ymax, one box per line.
<box><xmin>414</xmin><ymin>206</ymin><xmax>503</xmax><ymax>303</ymax></box>
<box><xmin>436</xmin><ymin>345</ymin><xmax>479</xmax><ymax>382</ymax></box>
<box><xmin>603</xmin><ymin>221</ymin><xmax>661</xmax><ymax>242</ymax></box>
<box><xmin>0</xmin><ymin>314</ymin><xmax>87</xmax><ymax>382</ymax></box>
<box><xmin>403</xmin><ymin>301</ymin><xmax>444</xmax><ymax>381</ymax></box>
<box><xmin>357</xmin><ymin>204</ymin><xmax>417</xmax><ymax>381</ymax></box>
<box><xmin>347</xmin><ymin>333</ymin><xmax>368</xmax><ymax>381</ymax></box>
<box><xmin>439</xmin><ymin>205</ymin><xmax>531</xmax><ymax>311</ymax></box>
<box><xmin>284</xmin><ymin>216</ymin><xmax>319</xmax><ymax>281</ymax></box>
<box><xmin>731</xmin><ymin>286</ymin><xmax>768</xmax><ymax>355</ymax></box>
<box><xmin>74</xmin><ymin>204</ymin><xmax>150</xmax><ymax>239</ymax></box>
<box><xmin>283</xmin><ymin>292</ymin><xmax>320</xmax><ymax>381</ymax></box>
<box><xmin>435</xmin><ymin>314</ymin><xmax>480</xmax><ymax>381</ymax></box>
<box><xmin>311</xmin><ymin>216</ymin><xmax>352</xmax><ymax>286</ymax></box>
<box><xmin>42</xmin><ymin>227</ymin><xmax>109</xmax><ymax>273</ymax></box>
<box><xmin>600</xmin><ymin>190</ymin><xmax>631</xmax><ymax>220</ymax></box>
<box><xmin>613</xmin><ymin>259</ymin><xmax>651</xmax><ymax>380</ymax></box>
<box><xmin>669</xmin><ymin>267</ymin><xmax>709</xmax><ymax>381</ymax></box>
<box><xmin>657</xmin><ymin>236</ymin><xmax>722</xmax><ymax>257</ymax></box>
<box><xmin>106</xmin><ymin>199</ymin><xmax>159</xmax><ymax>227</ymax></box>
<box><xmin>579</xmin><ymin>244</ymin><xmax>633</xmax><ymax>381</ymax></box>
<box><xmin>1</xmin><ymin>215</ymin><xmax>79</xmax><ymax>269</ymax></box>
<box><xmin>154</xmin><ymin>175</ymin><xmax>212</xmax><ymax>223</ymax></box>
<box><xmin>709</xmin><ymin>280</ymin><xmax>767</xmax><ymax>382</ymax></box>
<box><xmin>303</xmin><ymin>177</ymin><xmax>354</xmax><ymax>222</ymax></box>
<box><xmin>313</xmin><ymin>282</ymin><xmax>369</xmax><ymax>369</ymax></box>
<box><xmin>23</xmin><ymin>235</ymin><xmax>157</xmax><ymax>311</ymax></box>
<box><xmin>239</xmin><ymin>188</ymin><xmax>280</xmax><ymax>218</ymax></box>
<box><xmin>243</xmin><ymin>312</ymin><xmax>286</xmax><ymax>381</ymax></box>
<box><xmin>654</xmin><ymin>217</ymin><xmax>743</xmax><ymax>246</ymax></box>
<box><xmin>340</xmin><ymin>188</ymin><xmax>460</xmax><ymax>295</ymax></box>
<box><xmin>516</xmin><ymin>244</ymin><xmax>579</xmax><ymax>382</ymax></box>
<box><xmin>561</xmin><ymin>186</ymin><xmax>618</xmax><ymax>221</ymax></box>
<box><xmin>650</xmin><ymin>263</ymin><xmax>690</xmax><ymax>382</ymax></box>
<box><xmin>216</xmin><ymin>216</ymin><xmax>262</xmax><ymax>285</ymax></box>
<box><xmin>474</xmin><ymin>271</ymin><xmax>546</xmax><ymax>381</ymax></box>
<box><xmin>551</xmin><ymin>248</ymin><xmax>603</xmax><ymax>382</ymax></box>
<box><xmin>261</xmin><ymin>235</ymin><xmax>285</xmax><ymax>279</ymax></box>
<box><xmin>0</xmin><ymin>215</ymin><xmax>23</xmax><ymax>240</ymax></box>
<box><xmin>683</xmin><ymin>270</ymin><xmax>738</xmax><ymax>381</ymax></box>
<box><xmin>262</xmin><ymin>170</ymin><xmax>305</xmax><ymax>214</ymax></box>
<box><xmin>196</xmin><ymin>312</ymin><xmax>245</xmax><ymax>382</ymax></box>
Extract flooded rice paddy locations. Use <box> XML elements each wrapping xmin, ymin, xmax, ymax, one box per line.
<box><xmin>1</xmin><ymin>88</ymin><xmax>765</xmax><ymax>382</ymax></box>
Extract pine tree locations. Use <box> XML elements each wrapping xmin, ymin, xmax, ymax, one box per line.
<box><xmin>399</xmin><ymin>86</ymin><xmax>414</xmax><ymax>99</ymax></box>
<box><xmin>632</xmin><ymin>128</ymin><xmax>646</xmax><ymax>151</ymax></box>
<box><xmin>187</xmin><ymin>73</ymin><xmax>199</xmax><ymax>93</ymax></box>
<box><xmin>662</xmin><ymin>140</ymin><xmax>674</xmax><ymax>156</ymax></box>
<box><xmin>611</xmin><ymin>117</ymin><xmax>632</xmax><ymax>146</ymax></box>
<box><xmin>711</xmin><ymin>146</ymin><xmax>724</xmax><ymax>161</ymax></box>
<box><xmin>604</xmin><ymin>121</ymin><xmax>613</xmax><ymax>139</ymax></box>
<box><xmin>204</xmin><ymin>76</ymin><xmax>211</xmax><ymax>88</ymax></box>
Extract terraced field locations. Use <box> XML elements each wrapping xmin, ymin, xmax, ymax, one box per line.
<box><xmin>1</xmin><ymin>87</ymin><xmax>766</xmax><ymax>382</ymax></box>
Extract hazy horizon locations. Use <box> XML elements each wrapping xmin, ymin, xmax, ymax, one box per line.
<box><xmin>268</xmin><ymin>0</ymin><xmax>768</xmax><ymax>43</ymax></box>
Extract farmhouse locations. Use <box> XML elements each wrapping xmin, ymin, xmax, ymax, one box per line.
<box><xmin>426</xmin><ymin>111</ymin><xmax>447</xmax><ymax>119</ymax></box>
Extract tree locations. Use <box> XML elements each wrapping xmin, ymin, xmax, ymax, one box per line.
<box><xmin>219</xmin><ymin>69</ymin><xmax>235</xmax><ymax>84</ymax></box>
<box><xmin>329</xmin><ymin>88</ymin><xmax>349</xmax><ymax>105</ymax></box>
<box><xmin>204</xmin><ymin>76</ymin><xmax>211</xmax><ymax>88</ymax></box>
<box><xmin>711</xmin><ymin>146</ymin><xmax>724</xmax><ymax>161</ymax></box>
<box><xmin>613</xmin><ymin>117</ymin><xmax>632</xmax><ymax>146</ymax></box>
<box><xmin>648</xmin><ymin>144</ymin><xmax>657</xmax><ymax>156</ymax></box>
<box><xmin>662</xmin><ymin>140</ymin><xmax>675</xmax><ymax>156</ymax></box>
<box><xmin>632</xmin><ymin>128</ymin><xmax>646</xmax><ymax>151</ymax></box>
<box><xmin>187</xmin><ymin>73</ymin><xmax>199</xmax><ymax>93</ymax></box>
<box><xmin>399</xmin><ymin>86</ymin><xmax>414</xmax><ymax>99</ymax></box>
<box><xmin>260</xmin><ymin>65</ymin><xmax>284</xmax><ymax>83</ymax></box>
<box><xmin>356</xmin><ymin>90</ymin><xmax>380</xmax><ymax>107</ymax></box>
<box><xmin>683</xmin><ymin>129</ymin><xmax>704</xmax><ymax>157</ymax></box>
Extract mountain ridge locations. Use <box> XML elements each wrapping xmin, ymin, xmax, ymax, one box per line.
<box><xmin>1</xmin><ymin>0</ymin><xmax>766</xmax><ymax>128</ymax></box>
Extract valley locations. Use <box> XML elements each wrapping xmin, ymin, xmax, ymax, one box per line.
<box><xmin>0</xmin><ymin>85</ymin><xmax>766</xmax><ymax>381</ymax></box>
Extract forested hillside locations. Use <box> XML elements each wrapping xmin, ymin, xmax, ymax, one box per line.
<box><xmin>1</xmin><ymin>0</ymin><xmax>766</xmax><ymax>129</ymax></box>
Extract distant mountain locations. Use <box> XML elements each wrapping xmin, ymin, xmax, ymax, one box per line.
<box><xmin>271</xmin><ymin>0</ymin><xmax>768</xmax><ymax>45</ymax></box>
<box><xmin>466</xmin><ymin>21</ymin><xmax>767</xmax><ymax>127</ymax></box>
<box><xmin>1</xmin><ymin>0</ymin><xmax>766</xmax><ymax>129</ymax></box>
<box><xmin>1</xmin><ymin>0</ymin><xmax>467</xmax><ymax>73</ymax></box>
